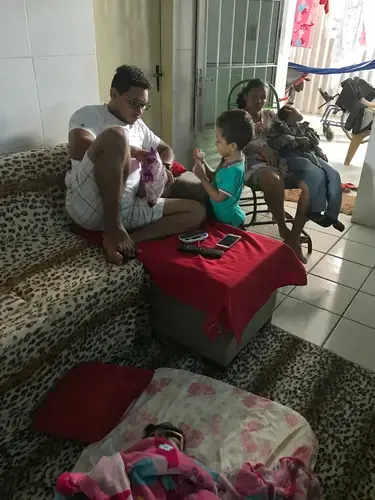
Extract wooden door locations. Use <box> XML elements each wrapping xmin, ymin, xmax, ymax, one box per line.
<box><xmin>93</xmin><ymin>0</ymin><xmax>162</xmax><ymax>136</ymax></box>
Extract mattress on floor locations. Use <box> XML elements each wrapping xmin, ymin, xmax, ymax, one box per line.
<box><xmin>74</xmin><ymin>368</ymin><xmax>318</xmax><ymax>473</ymax></box>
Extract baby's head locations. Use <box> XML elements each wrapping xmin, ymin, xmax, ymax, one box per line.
<box><xmin>143</xmin><ymin>422</ymin><xmax>186</xmax><ymax>451</ymax></box>
<box><xmin>215</xmin><ymin>109</ymin><xmax>253</xmax><ymax>158</ymax></box>
<box><xmin>278</xmin><ymin>104</ymin><xmax>303</xmax><ymax>124</ymax></box>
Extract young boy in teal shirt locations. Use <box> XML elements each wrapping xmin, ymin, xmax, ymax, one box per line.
<box><xmin>193</xmin><ymin>109</ymin><xmax>253</xmax><ymax>227</ymax></box>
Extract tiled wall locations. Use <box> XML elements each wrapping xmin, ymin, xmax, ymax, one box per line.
<box><xmin>0</xmin><ymin>0</ymin><xmax>99</xmax><ymax>155</ymax></box>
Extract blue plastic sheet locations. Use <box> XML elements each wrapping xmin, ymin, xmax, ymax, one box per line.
<box><xmin>288</xmin><ymin>59</ymin><xmax>375</xmax><ymax>75</ymax></box>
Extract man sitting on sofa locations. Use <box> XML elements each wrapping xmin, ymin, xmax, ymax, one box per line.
<box><xmin>66</xmin><ymin>64</ymin><xmax>206</xmax><ymax>264</ymax></box>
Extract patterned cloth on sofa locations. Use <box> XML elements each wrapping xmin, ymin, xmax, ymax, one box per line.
<box><xmin>0</xmin><ymin>145</ymin><xmax>148</xmax><ymax>477</ymax></box>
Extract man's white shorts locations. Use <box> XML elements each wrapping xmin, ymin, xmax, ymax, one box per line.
<box><xmin>65</xmin><ymin>152</ymin><xmax>165</xmax><ymax>231</ymax></box>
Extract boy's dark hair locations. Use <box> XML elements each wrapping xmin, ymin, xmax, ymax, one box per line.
<box><xmin>111</xmin><ymin>65</ymin><xmax>152</xmax><ymax>94</ymax></box>
<box><xmin>278</xmin><ymin>104</ymin><xmax>294</xmax><ymax>122</ymax></box>
<box><xmin>236</xmin><ymin>78</ymin><xmax>268</xmax><ymax>109</ymax></box>
<box><xmin>216</xmin><ymin>109</ymin><xmax>253</xmax><ymax>150</ymax></box>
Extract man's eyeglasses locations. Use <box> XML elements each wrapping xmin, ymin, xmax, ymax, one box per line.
<box><xmin>126</xmin><ymin>96</ymin><xmax>151</xmax><ymax>111</ymax></box>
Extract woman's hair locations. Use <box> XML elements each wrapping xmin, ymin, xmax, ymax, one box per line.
<box><xmin>216</xmin><ymin>109</ymin><xmax>253</xmax><ymax>150</ymax></box>
<box><xmin>236</xmin><ymin>78</ymin><xmax>268</xmax><ymax>109</ymax></box>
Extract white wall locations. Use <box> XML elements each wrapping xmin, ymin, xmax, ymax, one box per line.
<box><xmin>0</xmin><ymin>0</ymin><xmax>99</xmax><ymax>155</ymax></box>
<box><xmin>172</xmin><ymin>0</ymin><xmax>196</xmax><ymax>168</ymax></box>
<box><xmin>352</xmin><ymin>126</ymin><xmax>375</xmax><ymax>228</ymax></box>
<box><xmin>275</xmin><ymin>0</ymin><xmax>297</xmax><ymax>97</ymax></box>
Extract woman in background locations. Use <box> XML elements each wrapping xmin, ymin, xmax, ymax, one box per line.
<box><xmin>238</xmin><ymin>79</ymin><xmax>328</xmax><ymax>263</ymax></box>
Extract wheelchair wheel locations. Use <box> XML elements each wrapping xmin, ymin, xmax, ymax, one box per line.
<box><xmin>323</xmin><ymin>124</ymin><xmax>334</xmax><ymax>142</ymax></box>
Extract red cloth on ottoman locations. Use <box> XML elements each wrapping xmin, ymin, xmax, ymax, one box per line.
<box><xmin>138</xmin><ymin>222</ymin><xmax>306</xmax><ymax>341</ymax></box>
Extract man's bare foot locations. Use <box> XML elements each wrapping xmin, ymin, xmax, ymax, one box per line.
<box><xmin>102</xmin><ymin>227</ymin><xmax>137</xmax><ymax>265</ymax></box>
<box><xmin>102</xmin><ymin>237</ymin><xmax>123</xmax><ymax>265</ymax></box>
<box><xmin>284</xmin><ymin>237</ymin><xmax>307</xmax><ymax>264</ymax></box>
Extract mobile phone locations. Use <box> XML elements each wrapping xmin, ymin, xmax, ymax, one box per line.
<box><xmin>179</xmin><ymin>230</ymin><xmax>209</xmax><ymax>243</ymax></box>
<box><xmin>216</xmin><ymin>234</ymin><xmax>242</xmax><ymax>249</ymax></box>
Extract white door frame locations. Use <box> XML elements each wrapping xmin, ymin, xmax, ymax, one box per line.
<box><xmin>275</xmin><ymin>0</ymin><xmax>298</xmax><ymax>97</ymax></box>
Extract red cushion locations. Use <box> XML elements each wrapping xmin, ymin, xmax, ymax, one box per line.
<box><xmin>33</xmin><ymin>362</ymin><xmax>154</xmax><ymax>443</ymax></box>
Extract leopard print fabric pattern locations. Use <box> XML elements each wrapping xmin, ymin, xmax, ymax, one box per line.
<box><xmin>0</xmin><ymin>145</ymin><xmax>148</xmax><ymax>477</ymax></box>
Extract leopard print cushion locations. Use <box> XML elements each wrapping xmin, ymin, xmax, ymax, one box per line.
<box><xmin>0</xmin><ymin>143</ymin><xmax>70</xmax><ymax>184</ymax></box>
<box><xmin>0</xmin><ymin>145</ymin><xmax>148</xmax><ymax>476</ymax></box>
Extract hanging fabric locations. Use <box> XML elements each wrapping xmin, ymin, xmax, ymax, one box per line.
<box><xmin>291</xmin><ymin>0</ymin><xmax>319</xmax><ymax>48</ymax></box>
<box><xmin>319</xmin><ymin>0</ymin><xmax>330</xmax><ymax>14</ymax></box>
<box><xmin>329</xmin><ymin>0</ymin><xmax>366</xmax><ymax>67</ymax></box>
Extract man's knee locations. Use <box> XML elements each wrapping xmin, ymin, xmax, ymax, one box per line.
<box><xmin>188</xmin><ymin>200</ymin><xmax>207</xmax><ymax>224</ymax></box>
<box><xmin>89</xmin><ymin>126</ymin><xmax>129</xmax><ymax>161</ymax></box>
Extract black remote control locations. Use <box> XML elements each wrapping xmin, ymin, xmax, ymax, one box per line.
<box><xmin>178</xmin><ymin>243</ymin><xmax>223</xmax><ymax>259</ymax></box>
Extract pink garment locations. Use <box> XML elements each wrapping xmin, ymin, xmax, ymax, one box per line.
<box><xmin>140</xmin><ymin>148</ymin><xmax>168</xmax><ymax>206</ymax></box>
<box><xmin>55</xmin><ymin>437</ymin><xmax>322</xmax><ymax>499</ymax></box>
<box><xmin>291</xmin><ymin>0</ymin><xmax>319</xmax><ymax>48</ymax></box>
<box><xmin>319</xmin><ymin>0</ymin><xmax>329</xmax><ymax>14</ymax></box>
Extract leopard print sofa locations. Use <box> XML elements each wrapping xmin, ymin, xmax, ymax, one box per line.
<box><xmin>0</xmin><ymin>144</ymin><xmax>148</xmax><ymax>479</ymax></box>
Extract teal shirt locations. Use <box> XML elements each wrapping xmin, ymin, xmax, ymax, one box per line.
<box><xmin>210</xmin><ymin>160</ymin><xmax>245</xmax><ymax>227</ymax></box>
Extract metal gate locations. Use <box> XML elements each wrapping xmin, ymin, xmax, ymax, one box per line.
<box><xmin>195</xmin><ymin>0</ymin><xmax>285</xmax><ymax>133</ymax></box>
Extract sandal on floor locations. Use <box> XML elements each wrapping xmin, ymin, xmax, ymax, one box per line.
<box><xmin>344</xmin><ymin>182</ymin><xmax>358</xmax><ymax>191</ymax></box>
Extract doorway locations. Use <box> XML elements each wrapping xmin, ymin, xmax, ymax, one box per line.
<box><xmin>195</xmin><ymin>0</ymin><xmax>285</xmax><ymax>134</ymax></box>
<box><xmin>93</xmin><ymin>0</ymin><xmax>163</xmax><ymax>136</ymax></box>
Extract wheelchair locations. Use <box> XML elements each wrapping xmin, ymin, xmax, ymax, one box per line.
<box><xmin>227</xmin><ymin>79</ymin><xmax>313</xmax><ymax>255</ymax></box>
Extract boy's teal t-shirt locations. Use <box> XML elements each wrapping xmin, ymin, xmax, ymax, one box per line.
<box><xmin>210</xmin><ymin>160</ymin><xmax>245</xmax><ymax>227</ymax></box>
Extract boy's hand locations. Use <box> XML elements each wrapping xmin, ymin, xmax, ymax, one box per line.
<box><xmin>192</xmin><ymin>148</ymin><xmax>206</xmax><ymax>179</ymax></box>
<box><xmin>193</xmin><ymin>162</ymin><xmax>206</xmax><ymax>180</ymax></box>
<box><xmin>193</xmin><ymin>148</ymin><xmax>205</xmax><ymax>162</ymax></box>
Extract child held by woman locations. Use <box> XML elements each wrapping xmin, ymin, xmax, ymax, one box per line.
<box><xmin>268</xmin><ymin>104</ymin><xmax>344</xmax><ymax>232</ymax></box>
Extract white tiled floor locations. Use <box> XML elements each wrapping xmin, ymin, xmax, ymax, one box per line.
<box><xmin>248</xmin><ymin>207</ymin><xmax>375</xmax><ymax>372</ymax></box>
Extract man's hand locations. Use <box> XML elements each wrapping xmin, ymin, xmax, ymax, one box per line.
<box><xmin>131</xmin><ymin>146</ymin><xmax>149</xmax><ymax>162</ymax></box>
<box><xmin>259</xmin><ymin>147</ymin><xmax>279</xmax><ymax>167</ymax></box>
<box><xmin>102</xmin><ymin>226</ymin><xmax>138</xmax><ymax>265</ymax></box>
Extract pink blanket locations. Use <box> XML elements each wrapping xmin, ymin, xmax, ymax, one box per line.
<box><xmin>55</xmin><ymin>437</ymin><xmax>321</xmax><ymax>499</ymax></box>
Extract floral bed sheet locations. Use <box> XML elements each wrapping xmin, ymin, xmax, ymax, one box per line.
<box><xmin>74</xmin><ymin>368</ymin><xmax>318</xmax><ymax>473</ymax></box>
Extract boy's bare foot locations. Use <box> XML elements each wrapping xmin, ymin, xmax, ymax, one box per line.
<box><xmin>284</xmin><ymin>237</ymin><xmax>307</xmax><ymax>264</ymax></box>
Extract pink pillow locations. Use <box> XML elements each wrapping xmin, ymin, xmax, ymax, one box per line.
<box><xmin>33</xmin><ymin>362</ymin><xmax>154</xmax><ymax>443</ymax></box>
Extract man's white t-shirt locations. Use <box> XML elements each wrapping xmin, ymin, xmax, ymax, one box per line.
<box><xmin>66</xmin><ymin>104</ymin><xmax>161</xmax><ymax>196</ymax></box>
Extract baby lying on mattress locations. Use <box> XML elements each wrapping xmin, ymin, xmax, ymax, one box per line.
<box><xmin>56</xmin><ymin>422</ymin><xmax>321</xmax><ymax>500</ymax></box>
